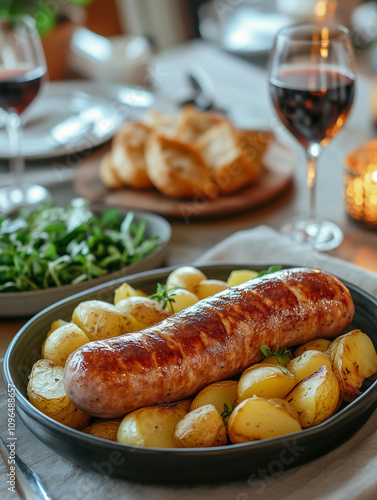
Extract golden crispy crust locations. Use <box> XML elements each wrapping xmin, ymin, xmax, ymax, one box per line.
<box><xmin>145</xmin><ymin>132</ymin><xmax>217</xmax><ymax>198</ymax></box>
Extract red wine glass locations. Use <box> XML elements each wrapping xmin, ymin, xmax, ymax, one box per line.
<box><xmin>269</xmin><ymin>23</ymin><xmax>356</xmax><ymax>251</ymax></box>
<box><xmin>0</xmin><ymin>14</ymin><xmax>48</xmax><ymax>215</ymax></box>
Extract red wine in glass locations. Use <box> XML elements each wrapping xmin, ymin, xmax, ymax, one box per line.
<box><xmin>270</xmin><ymin>67</ymin><xmax>355</xmax><ymax>149</ymax></box>
<box><xmin>0</xmin><ymin>65</ymin><xmax>46</xmax><ymax>115</ymax></box>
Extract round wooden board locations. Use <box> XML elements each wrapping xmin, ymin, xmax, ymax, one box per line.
<box><xmin>74</xmin><ymin>140</ymin><xmax>296</xmax><ymax>220</ymax></box>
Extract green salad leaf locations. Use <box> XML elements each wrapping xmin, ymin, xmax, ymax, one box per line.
<box><xmin>0</xmin><ymin>199</ymin><xmax>160</xmax><ymax>293</ymax></box>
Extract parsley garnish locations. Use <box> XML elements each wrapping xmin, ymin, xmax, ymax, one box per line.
<box><xmin>149</xmin><ymin>283</ymin><xmax>181</xmax><ymax>312</ymax></box>
<box><xmin>261</xmin><ymin>344</ymin><xmax>292</xmax><ymax>375</ymax></box>
<box><xmin>221</xmin><ymin>400</ymin><xmax>236</xmax><ymax>424</ymax></box>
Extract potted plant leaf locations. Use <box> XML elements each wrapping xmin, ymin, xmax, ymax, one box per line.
<box><xmin>0</xmin><ymin>0</ymin><xmax>93</xmax><ymax>80</ymax></box>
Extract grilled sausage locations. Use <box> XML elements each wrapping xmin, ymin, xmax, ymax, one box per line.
<box><xmin>63</xmin><ymin>268</ymin><xmax>354</xmax><ymax>418</ymax></box>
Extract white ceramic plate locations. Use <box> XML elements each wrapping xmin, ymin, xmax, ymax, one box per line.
<box><xmin>0</xmin><ymin>209</ymin><xmax>171</xmax><ymax>318</ymax></box>
<box><xmin>0</xmin><ymin>81</ymin><xmax>154</xmax><ymax>160</ymax></box>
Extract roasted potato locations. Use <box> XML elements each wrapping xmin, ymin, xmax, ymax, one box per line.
<box><xmin>42</xmin><ymin>323</ymin><xmax>90</xmax><ymax>367</ymax></box>
<box><xmin>166</xmin><ymin>288</ymin><xmax>198</xmax><ymax>313</ymax></box>
<box><xmin>326</xmin><ymin>329</ymin><xmax>377</xmax><ymax>401</ymax></box>
<box><xmin>166</xmin><ymin>266</ymin><xmax>206</xmax><ymax>294</ymax></box>
<box><xmin>237</xmin><ymin>363</ymin><xmax>297</xmax><ymax>403</ymax></box>
<box><xmin>174</xmin><ymin>404</ymin><xmax>227</xmax><ymax>448</ymax></box>
<box><xmin>27</xmin><ymin>359</ymin><xmax>90</xmax><ymax>429</ymax></box>
<box><xmin>285</xmin><ymin>365</ymin><xmax>339</xmax><ymax>428</ymax></box>
<box><xmin>190</xmin><ymin>380</ymin><xmax>238</xmax><ymax>415</ymax></box>
<box><xmin>194</xmin><ymin>279</ymin><xmax>229</xmax><ymax>299</ymax></box>
<box><xmin>83</xmin><ymin>419</ymin><xmax>122</xmax><ymax>441</ymax></box>
<box><xmin>294</xmin><ymin>338</ymin><xmax>332</xmax><ymax>357</ymax></box>
<box><xmin>72</xmin><ymin>300</ymin><xmax>136</xmax><ymax>340</ymax></box>
<box><xmin>46</xmin><ymin>318</ymin><xmax>68</xmax><ymax>338</ymax></box>
<box><xmin>228</xmin><ymin>397</ymin><xmax>301</xmax><ymax>444</ymax></box>
<box><xmin>227</xmin><ymin>269</ymin><xmax>258</xmax><ymax>287</ymax></box>
<box><xmin>117</xmin><ymin>402</ymin><xmax>188</xmax><ymax>448</ymax></box>
<box><xmin>115</xmin><ymin>296</ymin><xmax>170</xmax><ymax>330</ymax></box>
<box><xmin>286</xmin><ymin>350</ymin><xmax>332</xmax><ymax>383</ymax></box>
<box><xmin>113</xmin><ymin>282</ymin><xmax>146</xmax><ymax>304</ymax></box>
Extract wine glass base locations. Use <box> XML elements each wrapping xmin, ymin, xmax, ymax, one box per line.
<box><xmin>280</xmin><ymin>219</ymin><xmax>343</xmax><ymax>252</ymax></box>
<box><xmin>0</xmin><ymin>184</ymin><xmax>51</xmax><ymax>215</ymax></box>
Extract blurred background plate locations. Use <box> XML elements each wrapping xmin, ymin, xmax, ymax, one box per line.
<box><xmin>198</xmin><ymin>0</ymin><xmax>294</xmax><ymax>57</ymax></box>
<box><xmin>0</xmin><ymin>209</ymin><xmax>171</xmax><ymax>318</ymax></box>
<box><xmin>0</xmin><ymin>81</ymin><xmax>153</xmax><ymax>161</ymax></box>
<box><xmin>3</xmin><ymin>264</ymin><xmax>377</xmax><ymax>483</ymax></box>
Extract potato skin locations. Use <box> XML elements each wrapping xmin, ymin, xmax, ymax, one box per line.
<box><xmin>72</xmin><ymin>300</ymin><xmax>135</xmax><ymax>340</ymax></box>
<box><xmin>294</xmin><ymin>338</ymin><xmax>332</xmax><ymax>357</ymax></box>
<box><xmin>326</xmin><ymin>329</ymin><xmax>377</xmax><ymax>401</ymax></box>
<box><xmin>83</xmin><ymin>419</ymin><xmax>122</xmax><ymax>441</ymax></box>
<box><xmin>285</xmin><ymin>365</ymin><xmax>339</xmax><ymax>428</ymax></box>
<box><xmin>43</xmin><ymin>323</ymin><xmax>90</xmax><ymax>367</ymax></box>
<box><xmin>115</xmin><ymin>296</ymin><xmax>170</xmax><ymax>329</ymax></box>
<box><xmin>117</xmin><ymin>403</ymin><xmax>188</xmax><ymax>448</ymax></box>
<box><xmin>174</xmin><ymin>404</ymin><xmax>227</xmax><ymax>448</ymax></box>
<box><xmin>27</xmin><ymin>359</ymin><xmax>90</xmax><ymax>430</ymax></box>
<box><xmin>114</xmin><ymin>282</ymin><xmax>146</xmax><ymax>304</ymax></box>
<box><xmin>194</xmin><ymin>279</ymin><xmax>229</xmax><ymax>300</ymax></box>
<box><xmin>286</xmin><ymin>350</ymin><xmax>332</xmax><ymax>383</ymax></box>
<box><xmin>166</xmin><ymin>266</ymin><xmax>207</xmax><ymax>294</ymax></box>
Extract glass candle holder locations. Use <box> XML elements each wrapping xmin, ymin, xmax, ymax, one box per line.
<box><xmin>344</xmin><ymin>140</ymin><xmax>377</xmax><ymax>226</ymax></box>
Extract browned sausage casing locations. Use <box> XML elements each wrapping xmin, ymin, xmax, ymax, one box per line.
<box><xmin>63</xmin><ymin>268</ymin><xmax>354</xmax><ymax>418</ymax></box>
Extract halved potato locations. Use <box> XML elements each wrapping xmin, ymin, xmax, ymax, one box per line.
<box><xmin>166</xmin><ymin>266</ymin><xmax>207</xmax><ymax>294</ymax></box>
<box><xmin>190</xmin><ymin>380</ymin><xmax>238</xmax><ymax>415</ymax></box>
<box><xmin>46</xmin><ymin>319</ymin><xmax>68</xmax><ymax>338</ymax></box>
<box><xmin>174</xmin><ymin>404</ymin><xmax>227</xmax><ymax>448</ymax></box>
<box><xmin>83</xmin><ymin>419</ymin><xmax>122</xmax><ymax>441</ymax></box>
<box><xmin>294</xmin><ymin>338</ymin><xmax>332</xmax><ymax>357</ymax></box>
<box><xmin>115</xmin><ymin>296</ymin><xmax>170</xmax><ymax>330</ymax></box>
<box><xmin>117</xmin><ymin>402</ymin><xmax>188</xmax><ymax>448</ymax></box>
<box><xmin>194</xmin><ymin>279</ymin><xmax>229</xmax><ymax>299</ymax></box>
<box><xmin>228</xmin><ymin>397</ymin><xmax>301</xmax><ymax>443</ymax></box>
<box><xmin>227</xmin><ymin>269</ymin><xmax>258</xmax><ymax>287</ymax></box>
<box><xmin>72</xmin><ymin>300</ymin><xmax>136</xmax><ymax>340</ymax></box>
<box><xmin>326</xmin><ymin>329</ymin><xmax>377</xmax><ymax>401</ymax></box>
<box><xmin>285</xmin><ymin>365</ymin><xmax>339</xmax><ymax>428</ymax></box>
<box><xmin>286</xmin><ymin>350</ymin><xmax>332</xmax><ymax>383</ymax></box>
<box><xmin>237</xmin><ymin>363</ymin><xmax>297</xmax><ymax>403</ymax></box>
<box><xmin>42</xmin><ymin>323</ymin><xmax>90</xmax><ymax>367</ymax></box>
<box><xmin>113</xmin><ymin>282</ymin><xmax>146</xmax><ymax>304</ymax></box>
<box><xmin>166</xmin><ymin>288</ymin><xmax>198</xmax><ymax>313</ymax></box>
<box><xmin>27</xmin><ymin>359</ymin><xmax>90</xmax><ymax>430</ymax></box>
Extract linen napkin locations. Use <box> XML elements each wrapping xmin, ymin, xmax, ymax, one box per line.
<box><xmin>1</xmin><ymin>225</ymin><xmax>377</xmax><ymax>500</ymax></box>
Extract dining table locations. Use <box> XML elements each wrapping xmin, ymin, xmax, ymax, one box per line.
<box><xmin>1</xmin><ymin>38</ymin><xmax>377</xmax><ymax>499</ymax></box>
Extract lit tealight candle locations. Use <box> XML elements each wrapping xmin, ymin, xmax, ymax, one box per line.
<box><xmin>345</xmin><ymin>140</ymin><xmax>377</xmax><ymax>225</ymax></box>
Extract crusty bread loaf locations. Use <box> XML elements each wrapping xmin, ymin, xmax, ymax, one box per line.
<box><xmin>237</xmin><ymin>129</ymin><xmax>274</xmax><ymax>176</ymax></box>
<box><xmin>175</xmin><ymin>105</ymin><xmax>226</xmax><ymax>143</ymax></box>
<box><xmin>144</xmin><ymin>110</ymin><xmax>176</xmax><ymax>137</ymax></box>
<box><xmin>145</xmin><ymin>133</ymin><xmax>216</xmax><ymax>198</ymax></box>
<box><xmin>111</xmin><ymin>122</ymin><xmax>153</xmax><ymax>189</ymax></box>
<box><xmin>99</xmin><ymin>152</ymin><xmax>123</xmax><ymax>189</ymax></box>
<box><xmin>196</xmin><ymin>121</ymin><xmax>264</xmax><ymax>195</ymax></box>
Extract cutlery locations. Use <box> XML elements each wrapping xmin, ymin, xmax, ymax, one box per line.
<box><xmin>178</xmin><ymin>65</ymin><xmax>226</xmax><ymax>113</ymax></box>
<box><xmin>0</xmin><ymin>436</ymin><xmax>53</xmax><ymax>500</ymax></box>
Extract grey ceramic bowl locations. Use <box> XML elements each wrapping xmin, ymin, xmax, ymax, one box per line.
<box><xmin>0</xmin><ymin>209</ymin><xmax>171</xmax><ymax>318</ymax></box>
<box><xmin>4</xmin><ymin>264</ymin><xmax>377</xmax><ymax>484</ymax></box>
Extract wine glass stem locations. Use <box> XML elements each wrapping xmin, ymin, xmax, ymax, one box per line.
<box><xmin>306</xmin><ymin>144</ymin><xmax>321</xmax><ymax>223</ymax></box>
<box><xmin>6</xmin><ymin>113</ymin><xmax>24</xmax><ymax>188</ymax></box>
